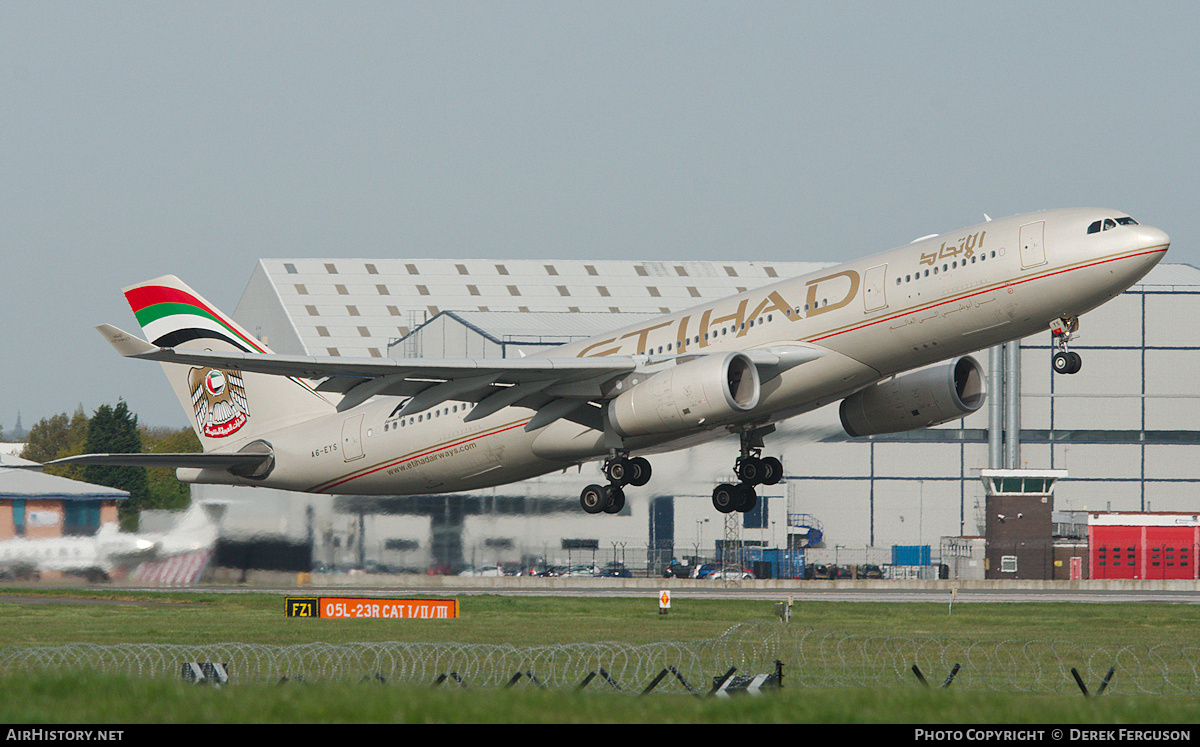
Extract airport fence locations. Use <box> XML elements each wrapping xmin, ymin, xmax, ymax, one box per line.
<box><xmin>2</xmin><ymin>620</ymin><xmax>1199</xmax><ymax>696</ymax></box>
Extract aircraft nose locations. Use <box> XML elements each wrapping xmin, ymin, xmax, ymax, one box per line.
<box><xmin>1138</xmin><ymin>225</ymin><xmax>1170</xmax><ymax>252</ymax></box>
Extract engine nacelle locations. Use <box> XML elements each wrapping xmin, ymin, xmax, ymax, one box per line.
<box><xmin>607</xmin><ymin>352</ymin><xmax>760</xmax><ymax>439</ymax></box>
<box><xmin>839</xmin><ymin>355</ymin><xmax>986</xmax><ymax>438</ymax></box>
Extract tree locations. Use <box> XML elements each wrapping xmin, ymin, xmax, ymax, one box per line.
<box><xmin>82</xmin><ymin>401</ymin><xmax>149</xmax><ymax>531</ymax></box>
<box><xmin>21</xmin><ymin>406</ymin><xmax>89</xmax><ymax>479</ymax></box>
<box><xmin>22</xmin><ymin>403</ymin><xmax>198</xmax><ymax>530</ymax></box>
<box><xmin>141</xmin><ymin>425</ymin><xmax>201</xmax><ymax>512</ymax></box>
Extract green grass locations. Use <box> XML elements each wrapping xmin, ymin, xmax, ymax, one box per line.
<box><xmin>2</xmin><ymin>672</ymin><xmax>1198</xmax><ymax>724</ymax></box>
<box><xmin>1</xmin><ymin>588</ymin><xmax>1199</xmax><ymax>723</ymax></box>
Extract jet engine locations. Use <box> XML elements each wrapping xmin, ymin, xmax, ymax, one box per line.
<box><xmin>607</xmin><ymin>352</ymin><xmax>760</xmax><ymax>438</ymax></box>
<box><xmin>839</xmin><ymin>355</ymin><xmax>986</xmax><ymax>438</ymax></box>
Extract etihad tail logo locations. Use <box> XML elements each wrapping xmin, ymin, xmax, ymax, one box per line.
<box><xmin>189</xmin><ymin>366</ymin><xmax>250</xmax><ymax>438</ymax></box>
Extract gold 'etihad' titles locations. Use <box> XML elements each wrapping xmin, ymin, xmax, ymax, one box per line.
<box><xmin>576</xmin><ymin>269</ymin><xmax>861</xmax><ymax>357</ymax></box>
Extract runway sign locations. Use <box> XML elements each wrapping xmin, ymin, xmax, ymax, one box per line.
<box><xmin>286</xmin><ymin>597</ymin><xmax>459</xmax><ymax>619</ymax></box>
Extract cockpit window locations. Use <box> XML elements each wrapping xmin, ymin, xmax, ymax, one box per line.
<box><xmin>1088</xmin><ymin>216</ymin><xmax>1138</xmax><ymax>234</ymax></box>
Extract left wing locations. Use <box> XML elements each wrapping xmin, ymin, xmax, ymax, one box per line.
<box><xmin>98</xmin><ymin>324</ymin><xmax>824</xmax><ymax>432</ymax></box>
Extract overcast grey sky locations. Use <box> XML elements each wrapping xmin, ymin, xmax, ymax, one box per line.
<box><xmin>2</xmin><ymin>1</ymin><xmax>1196</xmax><ymax>431</ymax></box>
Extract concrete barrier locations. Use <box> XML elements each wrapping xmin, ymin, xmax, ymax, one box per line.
<box><xmin>198</xmin><ymin>567</ymin><xmax>1200</xmax><ymax>592</ymax></box>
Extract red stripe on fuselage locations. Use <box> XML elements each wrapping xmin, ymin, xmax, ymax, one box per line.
<box><xmin>315</xmin><ymin>420</ymin><xmax>532</xmax><ymax>493</ymax></box>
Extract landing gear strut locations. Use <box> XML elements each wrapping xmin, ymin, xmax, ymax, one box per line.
<box><xmin>1051</xmin><ymin>316</ymin><xmax>1082</xmax><ymax>375</ymax></box>
<box><xmin>713</xmin><ymin>427</ymin><xmax>782</xmax><ymax>514</ymax></box>
<box><xmin>580</xmin><ymin>451</ymin><xmax>651</xmax><ymax>515</ymax></box>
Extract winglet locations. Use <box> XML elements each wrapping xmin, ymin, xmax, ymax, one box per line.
<box><xmin>96</xmin><ymin>324</ymin><xmax>160</xmax><ymax>358</ymax></box>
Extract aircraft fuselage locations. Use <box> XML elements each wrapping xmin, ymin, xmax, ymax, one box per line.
<box><xmin>179</xmin><ymin>208</ymin><xmax>1168</xmax><ymax>496</ymax></box>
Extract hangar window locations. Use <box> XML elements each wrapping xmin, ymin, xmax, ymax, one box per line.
<box><xmin>387</xmin><ymin>305</ymin><xmax>401</xmax><ymax>316</ymax></box>
<box><xmin>295</xmin><ymin>284</ymin><xmax>308</xmax><ymax>295</ymax></box>
<box><xmin>366</xmin><ymin>264</ymin><xmax>378</xmax><ymax>275</ymax></box>
<box><xmin>725</xmin><ymin>266</ymin><xmax>738</xmax><ymax>277</ymax></box>
<box><xmin>358</xmin><ymin>326</ymin><xmax>369</xmax><ymax>337</ymax></box>
<box><xmin>284</xmin><ymin>263</ymin><xmax>297</xmax><ymax>274</ymax></box>
<box><xmin>336</xmin><ymin>284</ymin><xmax>348</xmax><ymax>295</ymax></box>
<box><xmin>306</xmin><ymin>305</ymin><xmax>318</xmax><ymax>316</ymax></box>
<box><xmin>597</xmin><ymin>286</ymin><xmax>610</xmax><ymax>297</ymax></box>
<box><xmin>765</xmin><ymin>267</ymin><xmax>778</xmax><ymax>278</ymax></box>
<box><xmin>316</xmin><ymin>327</ymin><xmax>329</xmax><ymax>337</ymax></box>
<box><xmin>377</xmin><ymin>285</ymin><xmax>389</xmax><ymax>295</ymax></box>
<box><xmin>585</xmin><ymin>265</ymin><xmax>598</xmax><ymax>276</ymax></box>
<box><xmin>496</xmin><ymin>264</ymin><xmax>509</xmax><ymax>275</ymax></box>
<box><xmin>456</xmin><ymin>264</ymin><xmax>469</xmax><ymax>275</ymax></box>
<box><xmin>688</xmin><ymin>286</ymin><xmax>701</xmax><ymax>297</ymax></box>
<box><xmin>417</xmin><ymin>285</ymin><xmax>429</xmax><ymax>296</ymax></box>
<box><xmin>636</xmin><ymin>266</ymin><xmax>649</xmax><ymax>277</ymax></box>
<box><xmin>467</xmin><ymin>285</ymin><xmax>480</xmax><ymax>296</ymax></box>
<box><xmin>647</xmin><ymin>286</ymin><xmax>660</xmax><ymax>297</ymax></box>
<box><xmin>545</xmin><ymin>265</ymin><xmax>558</xmax><ymax>276</ymax></box>
<box><xmin>675</xmin><ymin>266</ymin><xmax>688</xmax><ymax>277</ymax></box>
<box><xmin>325</xmin><ymin>263</ymin><xmax>338</xmax><ymax>274</ymax></box>
<box><xmin>347</xmin><ymin>306</ymin><xmax>359</xmax><ymax>316</ymax></box>
<box><xmin>557</xmin><ymin>286</ymin><xmax>570</xmax><ymax>296</ymax></box>
<box><xmin>406</xmin><ymin>264</ymin><xmax>419</xmax><ymax>275</ymax></box>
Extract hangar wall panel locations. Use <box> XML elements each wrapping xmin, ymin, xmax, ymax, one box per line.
<box><xmin>1078</xmin><ymin>293</ymin><xmax>1144</xmax><ymax>348</ymax></box>
<box><xmin>1144</xmin><ymin>445</ymin><xmax>1200</xmax><ymax>480</ymax></box>
<box><xmin>1145</xmin><ymin>293</ymin><xmax>1200</xmax><ymax>347</ymax></box>
<box><xmin>872</xmin><ymin>479</ymin><xmax>966</xmax><ymax>546</ymax></box>
<box><xmin>792</xmin><ymin>480</ymin><xmax>872</xmax><ymax>548</ymax></box>
<box><xmin>1054</xmin><ymin>480</ymin><xmax>1142</xmax><ymax>513</ymax></box>
<box><xmin>872</xmin><ymin>442</ymin><xmax>963</xmax><ymax>479</ymax></box>
<box><xmin>1053</xmin><ymin>444</ymin><xmax>1141</xmax><ymax>480</ymax></box>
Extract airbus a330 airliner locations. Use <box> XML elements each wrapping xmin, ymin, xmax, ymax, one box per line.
<box><xmin>55</xmin><ymin>208</ymin><xmax>1167</xmax><ymax>516</ymax></box>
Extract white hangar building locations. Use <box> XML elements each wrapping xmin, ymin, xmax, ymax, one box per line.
<box><xmin>199</xmin><ymin>258</ymin><xmax>1200</xmax><ymax>574</ymax></box>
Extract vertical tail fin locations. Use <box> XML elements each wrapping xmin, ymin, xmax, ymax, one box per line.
<box><xmin>122</xmin><ymin>275</ymin><xmax>334</xmax><ymax>450</ymax></box>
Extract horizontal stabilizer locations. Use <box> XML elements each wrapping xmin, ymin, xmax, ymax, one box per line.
<box><xmin>96</xmin><ymin>324</ymin><xmax>160</xmax><ymax>357</ymax></box>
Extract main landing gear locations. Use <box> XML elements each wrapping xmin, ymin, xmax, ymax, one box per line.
<box><xmin>1051</xmin><ymin>316</ymin><xmax>1082</xmax><ymax>375</ymax></box>
<box><xmin>712</xmin><ymin>427</ymin><xmax>782</xmax><ymax>514</ymax></box>
<box><xmin>580</xmin><ymin>452</ymin><xmax>651</xmax><ymax>515</ymax></box>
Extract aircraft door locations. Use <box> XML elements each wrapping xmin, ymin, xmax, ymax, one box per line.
<box><xmin>342</xmin><ymin>414</ymin><xmax>365</xmax><ymax>462</ymax></box>
<box><xmin>863</xmin><ymin>264</ymin><xmax>888</xmax><ymax>312</ymax></box>
<box><xmin>1019</xmin><ymin>221</ymin><xmax>1047</xmax><ymax>269</ymax></box>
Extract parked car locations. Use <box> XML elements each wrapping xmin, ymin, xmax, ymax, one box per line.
<box><xmin>691</xmin><ymin>563</ymin><xmax>718</xmax><ymax>579</ymax></box>
<box><xmin>663</xmin><ymin>562</ymin><xmax>694</xmax><ymax>579</ymax></box>
<box><xmin>858</xmin><ymin>564</ymin><xmax>885</xmax><ymax>579</ymax></box>
<box><xmin>599</xmin><ymin>563</ymin><xmax>632</xmax><ymax>578</ymax></box>
<box><xmin>563</xmin><ymin>564</ymin><xmax>600</xmax><ymax>577</ymax></box>
<box><xmin>707</xmin><ymin>565</ymin><xmax>755</xmax><ymax>580</ymax></box>
<box><xmin>458</xmin><ymin>565</ymin><xmax>505</xmax><ymax>577</ymax></box>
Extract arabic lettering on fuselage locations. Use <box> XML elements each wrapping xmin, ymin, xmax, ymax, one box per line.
<box><xmin>919</xmin><ymin>231</ymin><xmax>986</xmax><ymax>267</ymax></box>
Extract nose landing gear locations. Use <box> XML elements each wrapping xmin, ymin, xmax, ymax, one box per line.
<box><xmin>1051</xmin><ymin>317</ymin><xmax>1082</xmax><ymax>375</ymax></box>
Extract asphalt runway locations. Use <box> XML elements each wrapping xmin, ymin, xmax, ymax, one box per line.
<box><xmin>166</xmin><ymin>583</ymin><xmax>1200</xmax><ymax>605</ymax></box>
